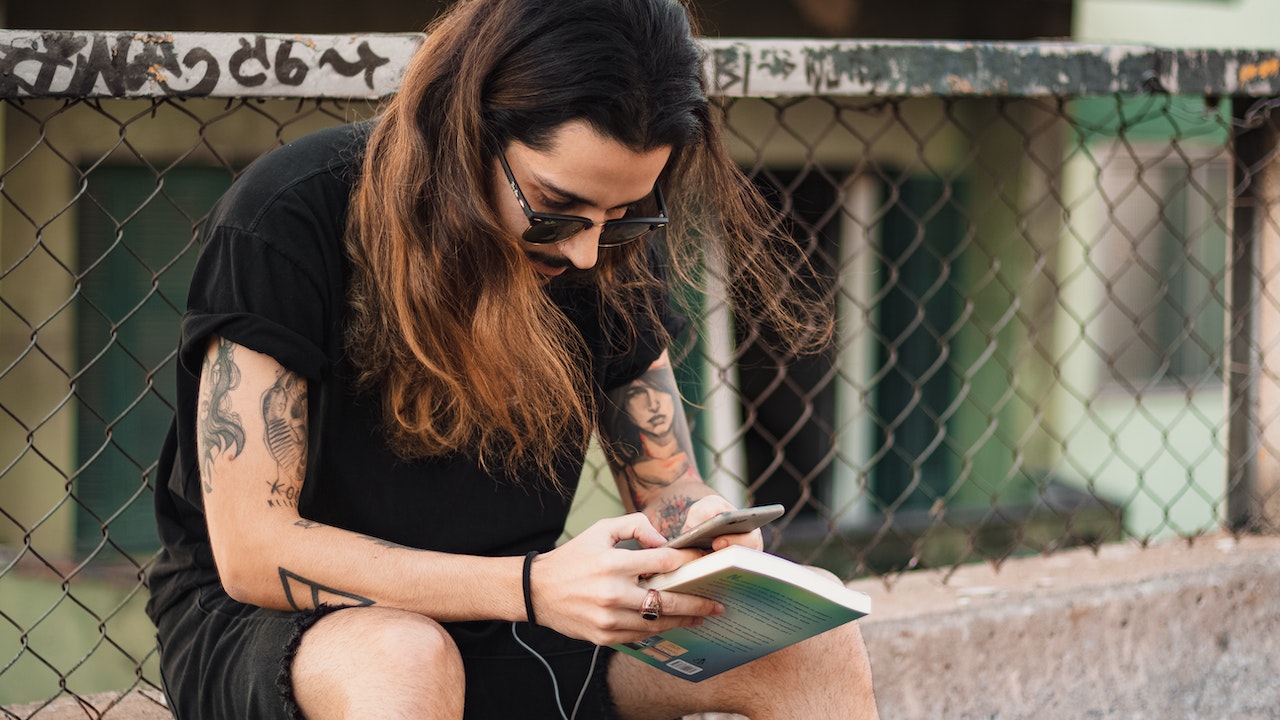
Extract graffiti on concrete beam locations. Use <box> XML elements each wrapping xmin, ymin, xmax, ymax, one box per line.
<box><xmin>0</xmin><ymin>31</ymin><xmax>423</xmax><ymax>99</ymax></box>
<box><xmin>701</xmin><ymin>39</ymin><xmax>1280</xmax><ymax>99</ymax></box>
<box><xmin>5</xmin><ymin>32</ymin><xmax>1280</xmax><ymax>100</ymax></box>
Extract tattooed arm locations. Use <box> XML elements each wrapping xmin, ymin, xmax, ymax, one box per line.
<box><xmin>600</xmin><ymin>351</ymin><xmax>760</xmax><ymax>550</ymax></box>
<box><xmin>195</xmin><ymin>336</ymin><xmax>517</xmax><ymax>617</ymax></box>
<box><xmin>198</xmin><ymin>336</ymin><xmax>722</xmax><ymax>644</ymax></box>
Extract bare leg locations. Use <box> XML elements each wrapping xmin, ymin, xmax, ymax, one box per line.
<box><xmin>291</xmin><ymin>607</ymin><xmax>466</xmax><ymax>720</ymax></box>
<box><xmin>609</xmin><ymin>621</ymin><xmax>878</xmax><ymax>720</ymax></box>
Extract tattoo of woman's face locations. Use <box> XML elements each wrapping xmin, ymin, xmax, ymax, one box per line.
<box><xmin>604</xmin><ymin>366</ymin><xmax>699</xmax><ymax>505</ymax></box>
<box><xmin>621</xmin><ymin>384</ymin><xmax>675</xmax><ymax>439</ymax></box>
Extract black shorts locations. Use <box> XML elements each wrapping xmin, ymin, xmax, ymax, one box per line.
<box><xmin>154</xmin><ymin>584</ymin><xmax>618</xmax><ymax>720</ymax></box>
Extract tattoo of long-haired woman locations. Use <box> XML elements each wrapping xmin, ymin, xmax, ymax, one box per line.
<box><xmin>198</xmin><ymin>339</ymin><xmax>246</xmax><ymax>493</ymax></box>
<box><xmin>606</xmin><ymin>370</ymin><xmax>696</xmax><ymax>496</ymax></box>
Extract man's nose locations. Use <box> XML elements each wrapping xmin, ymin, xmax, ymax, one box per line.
<box><xmin>558</xmin><ymin>226</ymin><xmax>602</xmax><ymax>270</ymax></box>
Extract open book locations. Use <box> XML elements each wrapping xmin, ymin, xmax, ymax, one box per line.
<box><xmin>613</xmin><ymin>545</ymin><xmax>871</xmax><ymax>681</ymax></box>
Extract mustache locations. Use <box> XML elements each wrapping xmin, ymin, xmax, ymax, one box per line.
<box><xmin>524</xmin><ymin>249</ymin><xmax>574</xmax><ymax>270</ymax></box>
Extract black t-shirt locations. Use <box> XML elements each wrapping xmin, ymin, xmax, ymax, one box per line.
<box><xmin>146</xmin><ymin>122</ymin><xmax>678</xmax><ymax>619</ymax></box>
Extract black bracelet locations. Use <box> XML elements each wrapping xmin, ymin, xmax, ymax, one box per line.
<box><xmin>522</xmin><ymin>550</ymin><xmax>539</xmax><ymax>626</ymax></box>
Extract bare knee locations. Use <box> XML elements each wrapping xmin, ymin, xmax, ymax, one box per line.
<box><xmin>769</xmin><ymin>618</ymin><xmax>872</xmax><ymax>679</ymax></box>
<box><xmin>716</xmin><ymin>621</ymin><xmax>876</xmax><ymax>718</ymax></box>
<box><xmin>775</xmin><ymin>621</ymin><xmax>877</xmax><ymax>714</ymax></box>
<box><xmin>612</xmin><ymin>620</ymin><xmax>877</xmax><ymax>720</ymax></box>
<box><xmin>293</xmin><ymin>607</ymin><xmax>464</xmax><ymax>720</ymax></box>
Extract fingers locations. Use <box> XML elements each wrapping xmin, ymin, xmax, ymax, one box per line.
<box><xmin>597</xmin><ymin>514</ymin><xmax>706</xmax><ymax>573</ymax></box>
<box><xmin>679</xmin><ymin>497</ymin><xmax>767</xmax><ymax>552</ymax></box>
<box><xmin>570</xmin><ymin>584</ymin><xmax>722</xmax><ymax>646</ymax></box>
<box><xmin>604</xmin><ymin>511</ymin><xmax>669</xmax><ymax>550</ymax></box>
<box><xmin>633</xmin><ymin>587</ymin><xmax>722</xmax><ymax>623</ymax></box>
<box><xmin>592</xmin><ymin>587</ymin><xmax>721</xmax><ymax>645</ymax></box>
<box><xmin>682</xmin><ymin>495</ymin><xmax>735</xmax><ymax>529</ymax></box>
<box><xmin>544</xmin><ymin>514</ymin><xmax>731</xmax><ymax>645</ymax></box>
<box><xmin>710</xmin><ymin>527</ymin><xmax>765</xmax><ymax>552</ymax></box>
<box><xmin>558</xmin><ymin>514</ymin><xmax>696</xmax><ymax>580</ymax></box>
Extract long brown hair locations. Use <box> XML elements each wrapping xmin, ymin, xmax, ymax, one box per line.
<box><xmin>345</xmin><ymin>0</ymin><xmax>832</xmax><ymax>478</ymax></box>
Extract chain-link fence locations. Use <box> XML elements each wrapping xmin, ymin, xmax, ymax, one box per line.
<box><xmin>3</xmin><ymin>32</ymin><xmax>1280</xmax><ymax>711</ymax></box>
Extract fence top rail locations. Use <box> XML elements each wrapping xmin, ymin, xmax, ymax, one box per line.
<box><xmin>3</xmin><ymin>30</ymin><xmax>1280</xmax><ymax>100</ymax></box>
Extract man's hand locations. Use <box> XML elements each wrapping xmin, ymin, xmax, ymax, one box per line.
<box><xmin>529</xmin><ymin>513</ymin><xmax>724</xmax><ymax>646</ymax></box>
<box><xmin>679</xmin><ymin>496</ymin><xmax>766</xmax><ymax>552</ymax></box>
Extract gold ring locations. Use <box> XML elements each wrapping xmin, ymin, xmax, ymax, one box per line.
<box><xmin>639</xmin><ymin>588</ymin><xmax>662</xmax><ymax>621</ymax></box>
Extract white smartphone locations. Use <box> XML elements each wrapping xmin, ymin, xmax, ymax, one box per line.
<box><xmin>663</xmin><ymin>504</ymin><xmax>785</xmax><ymax>549</ymax></box>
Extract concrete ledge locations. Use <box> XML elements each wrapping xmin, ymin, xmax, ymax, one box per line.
<box><xmin>8</xmin><ymin>534</ymin><xmax>1280</xmax><ymax>719</ymax></box>
<box><xmin>4</xmin><ymin>688</ymin><xmax>171</xmax><ymax>720</ymax></box>
<box><xmin>850</xmin><ymin>533</ymin><xmax>1280</xmax><ymax>719</ymax></box>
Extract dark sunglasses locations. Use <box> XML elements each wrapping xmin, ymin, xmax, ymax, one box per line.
<box><xmin>496</xmin><ymin>147</ymin><xmax>668</xmax><ymax>247</ymax></box>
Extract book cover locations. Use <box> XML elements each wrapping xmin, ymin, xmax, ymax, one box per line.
<box><xmin>613</xmin><ymin>545</ymin><xmax>871</xmax><ymax>682</ymax></box>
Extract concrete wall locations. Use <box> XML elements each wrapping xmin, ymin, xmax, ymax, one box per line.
<box><xmin>855</xmin><ymin>533</ymin><xmax>1280</xmax><ymax>719</ymax></box>
<box><xmin>9</xmin><ymin>533</ymin><xmax>1278</xmax><ymax>719</ymax></box>
<box><xmin>1075</xmin><ymin>0</ymin><xmax>1280</xmax><ymax>48</ymax></box>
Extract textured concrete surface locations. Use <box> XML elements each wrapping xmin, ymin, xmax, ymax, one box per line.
<box><xmin>7</xmin><ymin>534</ymin><xmax>1279</xmax><ymax>719</ymax></box>
<box><xmin>852</xmin><ymin>533</ymin><xmax>1280</xmax><ymax>719</ymax></box>
<box><xmin>4</xmin><ymin>688</ymin><xmax>171</xmax><ymax>720</ymax></box>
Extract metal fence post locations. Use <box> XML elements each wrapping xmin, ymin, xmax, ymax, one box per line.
<box><xmin>1227</xmin><ymin>96</ymin><xmax>1280</xmax><ymax>533</ymax></box>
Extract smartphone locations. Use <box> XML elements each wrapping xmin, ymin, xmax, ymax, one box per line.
<box><xmin>663</xmin><ymin>504</ymin><xmax>785</xmax><ymax>549</ymax></box>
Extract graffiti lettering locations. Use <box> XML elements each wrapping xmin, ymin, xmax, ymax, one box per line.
<box><xmin>7</xmin><ymin>33</ymin><xmax>1280</xmax><ymax>100</ymax></box>
<box><xmin>707</xmin><ymin>43</ymin><xmax>808</xmax><ymax>95</ymax></box>
<box><xmin>177</xmin><ymin>46</ymin><xmax>220</xmax><ymax>96</ymax></box>
<box><xmin>758</xmin><ymin>48</ymin><xmax>797</xmax><ymax>82</ymax></box>
<box><xmin>804</xmin><ymin>51</ymin><xmax>837</xmax><ymax>93</ymax></box>
<box><xmin>229</xmin><ymin>35</ymin><xmax>269</xmax><ymax>87</ymax></box>
<box><xmin>76</xmin><ymin>33</ymin><xmax>129</xmax><ymax>95</ymax></box>
<box><xmin>0</xmin><ymin>30</ymin><xmax>420</xmax><ymax>98</ymax></box>
<box><xmin>0</xmin><ymin>32</ymin><xmax>188</xmax><ymax>97</ymax></box>
<box><xmin>31</xmin><ymin>33</ymin><xmax>85</xmax><ymax>95</ymax></box>
<box><xmin>276</xmin><ymin>40</ymin><xmax>309</xmax><ymax>85</ymax></box>
<box><xmin>0</xmin><ymin>32</ymin><xmax>81</xmax><ymax>96</ymax></box>
<box><xmin>133</xmin><ymin>38</ymin><xmax>184</xmax><ymax>92</ymax></box>
<box><xmin>319</xmin><ymin>41</ymin><xmax>390</xmax><ymax>88</ymax></box>
<box><xmin>710</xmin><ymin>45</ymin><xmax>747</xmax><ymax>95</ymax></box>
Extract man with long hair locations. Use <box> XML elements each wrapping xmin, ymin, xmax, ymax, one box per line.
<box><xmin>146</xmin><ymin>0</ymin><xmax>878</xmax><ymax>717</ymax></box>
